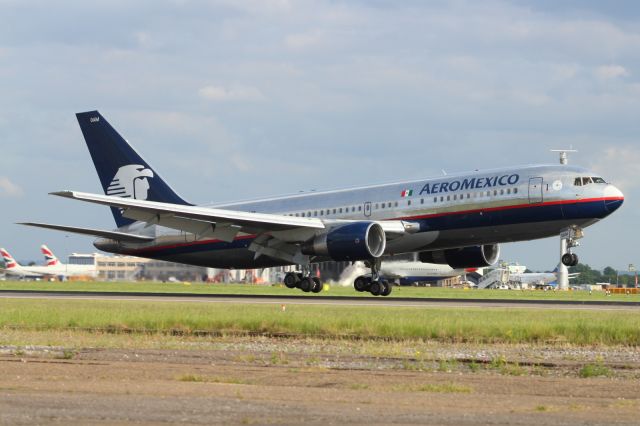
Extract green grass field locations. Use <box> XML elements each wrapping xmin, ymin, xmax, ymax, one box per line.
<box><xmin>1</xmin><ymin>298</ymin><xmax>639</xmax><ymax>345</ymax></box>
<box><xmin>0</xmin><ymin>280</ymin><xmax>638</xmax><ymax>302</ymax></box>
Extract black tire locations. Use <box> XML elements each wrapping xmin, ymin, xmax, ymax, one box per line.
<box><xmin>561</xmin><ymin>253</ymin><xmax>573</xmax><ymax>266</ymax></box>
<box><xmin>311</xmin><ymin>277</ymin><xmax>323</xmax><ymax>293</ymax></box>
<box><xmin>284</xmin><ymin>272</ymin><xmax>299</xmax><ymax>289</ymax></box>
<box><xmin>354</xmin><ymin>276</ymin><xmax>369</xmax><ymax>292</ymax></box>
<box><xmin>570</xmin><ymin>253</ymin><xmax>579</xmax><ymax>267</ymax></box>
<box><xmin>380</xmin><ymin>280</ymin><xmax>392</xmax><ymax>296</ymax></box>
<box><xmin>299</xmin><ymin>277</ymin><xmax>312</xmax><ymax>292</ymax></box>
<box><xmin>370</xmin><ymin>281</ymin><xmax>382</xmax><ymax>296</ymax></box>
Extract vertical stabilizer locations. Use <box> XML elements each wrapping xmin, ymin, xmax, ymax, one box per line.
<box><xmin>0</xmin><ymin>248</ymin><xmax>20</xmax><ymax>269</ymax></box>
<box><xmin>41</xmin><ymin>245</ymin><xmax>60</xmax><ymax>266</ymax></box>
<box><xmin>75</xmin><ymin>110</ymin><xmax>191</xmax><ymax>228</ymax></box>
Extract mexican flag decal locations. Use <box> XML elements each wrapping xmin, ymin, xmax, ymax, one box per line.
<box><xmin>400</xmin><ymin>189</ymin><xmax>413</xmax><ymax>197</ymax></box>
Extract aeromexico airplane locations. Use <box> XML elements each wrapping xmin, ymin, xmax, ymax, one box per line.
<box><xmin>21</xmin><ymin>111</ymin><xmax>624</xmax><ymax>296</ymax></box>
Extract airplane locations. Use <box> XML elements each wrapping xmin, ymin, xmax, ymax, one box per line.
<box><xmin>1</xmin><ymin>248</ymin><xmax>45</xmax><ymax>279</ymax></box>
<box><xmin>20</xmin><ymin>110</ymin><xmax>624</xmax><ymax>296</ymax></box>
<box><xmin>348</xmin><ymin>260</ymin><xmax>475</xmax><ymax>288</ymax></box>
<box><xmin>508</xmin><ymin>264</ymin><xmax>580</xmax><ymax>288</ymax></box>
<box><xmin>40</xmin><ymin>245</ymin><xmax>96</xmax><ymax>278</ymax></box>
<box><xmin>0</xmin><ymin>246</ymin><xmax>95</xmax><ymax>280</ymax></box>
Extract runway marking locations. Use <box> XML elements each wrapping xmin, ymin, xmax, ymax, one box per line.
<box><xmin>1</xmin><ymin>292</ymin><xmax>638</xmax><ymax>311</ymax></box>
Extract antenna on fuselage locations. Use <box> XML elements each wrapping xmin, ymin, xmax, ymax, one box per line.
<box><xmin>550</xmin><ymin>148</ymin><xmax>578</xmax><ymax>165</ymax></box>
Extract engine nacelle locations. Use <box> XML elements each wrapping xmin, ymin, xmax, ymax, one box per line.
<box><xmin>418</xmin><ymin>244</ymin><xmax>500</xmax><ymax>268</ymax></box>
<box><xmin>301</xmin><ymin>222</ymin><xmax>386</xmax><ymax>261</ymax></box>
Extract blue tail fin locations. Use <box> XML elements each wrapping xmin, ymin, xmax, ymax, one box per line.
<box><xmin>76</xmin><ymin>110</ymin><xmax>191</xmax><ymax>228</ymax></box>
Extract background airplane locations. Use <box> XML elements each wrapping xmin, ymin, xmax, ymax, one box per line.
<box><xmin>0</xmin><ymin>246</ymin><xmax>95</xmax><ymax>280</ymax></box>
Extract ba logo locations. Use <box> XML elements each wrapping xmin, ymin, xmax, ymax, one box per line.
<box><xmin>107</xmin><ymin>164</ymin><xmax>154</xmax><ymax>200</ymax></box>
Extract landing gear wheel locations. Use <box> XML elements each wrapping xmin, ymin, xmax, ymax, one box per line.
<box><xmin>299</xmin><ymin>277</ymin><xmax>312</xmax><ymax>292</ymax></box>
<box><xmin>354</xmin><ymin>276</ymin><xmax>369</xmax><ymax>292</ymax></box>
<box><xmin>561</xmin><ymin>253</ymin><xmax>574</xmax><ymax>267</ymax></box>
<box><xmin>370</xmin><ymin>281</ymin><xmax>382</xmax><ymax>296</ymax></box>
<box><xmin>311</xmin><ymin>277</ymin><xmax>323</xmax><ymax>293</ymax></box>
<box><xmin>284</xmin><ymin>272</ymin><xmax>299</xmax><ymax>289</ymax></box>
<box><xmin>570</xmin><ymin>253</ymin><xmax>579</xmax><ymax>267</ymax></box>
<box><xmin>380</xmin><ymin>280</ymin><xmax>392</xmax><ymax>296</ymax></box>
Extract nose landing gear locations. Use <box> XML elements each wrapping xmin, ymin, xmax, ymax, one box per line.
<box><xmin>560</xmin><ymin>227</ymin><xmax>583</xmax><ymax>267</ymax></box>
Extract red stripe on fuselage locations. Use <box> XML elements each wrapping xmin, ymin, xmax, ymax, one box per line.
<box><xmin>124</xmin><ymin>196</ymin><xmax>623</xmax><ymax>255</ymax></box>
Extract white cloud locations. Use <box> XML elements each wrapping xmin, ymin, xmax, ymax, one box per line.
<box><xmin>594</xmin><ymin>64</ymin><xmax>630</xmax><ymax>80</ymax></box>
<box><xmin>590</xmin><ymin>146</ymin><xmax>640</xmax><ymax>191</ymax></box>
<box><xmin>0</xmin><ymin>177</ymin><xmax>23</xmax><ymax>197</ymax></box>
<box><xmin>198</xmin><ymin>85</ymin><xmax>265</xmax><ymax>102</ymax></box>
<box><xmin>285</xmin><ymin>30</ymin><xmax>324</xmax><ymax>50</ymax></box>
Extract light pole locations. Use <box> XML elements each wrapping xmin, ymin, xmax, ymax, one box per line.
<box><xmin>630</xmin><ymin>264</ymin><xmax>637</xmax><ymax>289</ymax></box>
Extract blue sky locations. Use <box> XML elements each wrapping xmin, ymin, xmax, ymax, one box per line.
<box><xmin>1</xmin><ymin>0</ymin><xmax>638</xmax><ymax>270</ymax></box>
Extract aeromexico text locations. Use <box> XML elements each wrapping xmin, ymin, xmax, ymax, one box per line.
<box><xmin>418</xmin><ymin>174</ymin><xmax>520</xmax><ymax>195</ymax></box>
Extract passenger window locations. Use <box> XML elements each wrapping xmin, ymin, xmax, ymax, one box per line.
<box><xmin>333</xmin><ymin>208</ymin><xmax>336</xmax><ymax>214</ymax></box>
<box><xmin>375</xmin><ymin>203</ymin><xmax>378</xmax><ymax>209</ymax></box>
<box><xmin>440</xmin><ymin>196</ymin><xmax>444</xmax><ymax>202</ymax></box>
<box><xmin>514</xmin><ymin>188</ymin><xmax>518</xmax><ymax>194</ymax></box>
<box><xmin>500</xmin><ymin>189</ymin><xmax>504</xmax><ymax>195</ymax></box>
<box><xmin>421</xmin><ymin>198</ymin><xmax>424</xmax><ymax>204</ymax></box>
<box><xmin>447</xmin><ymin>195</ymin><xmax>450</xmax><ymax>201</ymax></box>
<box><xmin>394</xmin><ymin>201</ymin><xmax>398</xmax><ymax>207</ymax></box>
<box><xmin>453</xmin><ymin>194</ymin><xmax>457</xmax><ymax>200</ymax></box>
<box><xmin>358</xmin><ymin>206</ymin><xmax>362</xmax><ymax>211</ymax></box>
<box><xmin>314</xmin><ymin>211</ymin><xmax>317</xmax><ymax>216</ymax></box>
<box><xmin>433</xmin><ymin>197</ymin><xmax>437</xmax><ymax>203</ymax></box>
<box><xmin>381</xmin><ymin>203</ymin><xmax>385</xmax><ymax>209</ymax></box>
<box><xmin>339</xmin><ymin>208</ymin><xmax>343</xmax><ymax>213</ymax></box>
<box><xmin>407</xmin><ymin>200</ymin><xmax>411</xmax><ymax>206</ymax></box>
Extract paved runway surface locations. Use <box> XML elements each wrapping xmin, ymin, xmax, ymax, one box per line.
<box><xmin>1</xmin><ymin>290</ymin><xmax>638</xmax><ymax>310</ymax></box>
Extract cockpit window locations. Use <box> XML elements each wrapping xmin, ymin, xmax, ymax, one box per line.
<box><xmin>575</xmin><ymin>176</ymin><xmax>607</xmax><ymax>186</ymax></box>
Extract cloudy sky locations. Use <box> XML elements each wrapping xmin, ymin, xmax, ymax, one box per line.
<box><xmin>1</xmin><ymin>0</ymin><xmax>639</xmax><ymax>271</ymax></box>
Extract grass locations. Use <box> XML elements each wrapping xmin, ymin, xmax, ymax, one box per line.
<box><xmin>579</xmin><ymin>363</ymin><xmax>613</xmax><ymax>378</ymax></box>
<box><xmin>1</xmin><ymin>280</ymin><xmax>639</xmax><ymax>302</ymax></box>
<box><xmin>0</xmin><ymin>298</ymin><xmax>639</xmax><ymax>345</ymax></box>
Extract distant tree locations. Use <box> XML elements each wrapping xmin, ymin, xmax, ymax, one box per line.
<box><xmin>524</xmin><ymin>269</ymin><xmax>533</xmax><ymax>273</ymax></box>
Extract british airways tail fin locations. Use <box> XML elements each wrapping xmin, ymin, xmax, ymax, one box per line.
<box><xmin>0</xmin><ymin>248</ymin><xmax>20</xmax><ymax>270</ymax></box>
<box><xmin>41</xmin><ymin>245</ymin><xmax>59</xmax><ymax>266</ymax></box>
<box><xmin>76</xmin><ymin>111</ymin><xmax>191</xmax><ymax>228</ymax></box>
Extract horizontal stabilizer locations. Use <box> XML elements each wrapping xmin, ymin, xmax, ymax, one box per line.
<box><xmin>18</xmin><ymin>222</ymin><xmax>155</xmax><ymax>242</ymax></box>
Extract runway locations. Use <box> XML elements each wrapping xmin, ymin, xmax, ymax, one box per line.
<box><xmin>1</xmin><ymin>290</ymin><xmax>638</xmax><ymax>310</ymax></box>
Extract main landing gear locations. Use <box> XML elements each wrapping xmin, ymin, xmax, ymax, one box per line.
<box><xmin>560</xmin><ymin>226</ymin><xmax>583</xmax><ymax>267</ymax></box>
<box><xmin>283</xmin><ymin>270</ymin><xmax>323</xmax><ymax>293</ymax></box>
<box><xmin>353</xmin><ymin>259</ymin><xmax>392</xmax><ymax>297</ymax></box>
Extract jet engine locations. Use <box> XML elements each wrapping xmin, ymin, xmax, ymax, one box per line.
<box><xmin>301</xmin><ymin>222</ymin><xmax>386</xmax><ymax>261</ymax></box>
<box><xmin>418</xmin><ymin>244</ymin><xmax>500</xmax><ymax>268</ymax></box>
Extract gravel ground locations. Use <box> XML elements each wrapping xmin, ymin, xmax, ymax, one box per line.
<box><xmin>0</xmin><ymin>337</ymin><xmax>639</xmax><ymax>425</ymax></box>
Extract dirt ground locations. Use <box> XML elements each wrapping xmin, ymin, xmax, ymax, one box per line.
<box><xmin>1</xmin><ymin>338</ymin><xmax>639</xmax><ymax>425</ymax></box>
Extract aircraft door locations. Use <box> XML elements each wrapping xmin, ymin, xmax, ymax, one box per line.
<box><xmin>364</xmin><ymin>201</ymin><xmax>372</xmax><ymax>217</ymax></box>
<box><xmin>528</xmin><ymin>177</ymin><xmax>543</xmax><ymax>204</ymax></box>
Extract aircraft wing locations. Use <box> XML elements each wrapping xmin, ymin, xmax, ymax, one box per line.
<box><xmin>50</xmin><ymin>190</ymin><xmax>326</xmax><ymax>242</ymax></box>
<box><xmin>18</xmin><ymin>222</ymin><xmax>155</xmax><ymax>242</ymax></box>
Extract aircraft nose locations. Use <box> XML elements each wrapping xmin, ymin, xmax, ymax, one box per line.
<box><xmin>603</xmin><ymin>185</ymin><xmax>624</xmax><ymax>213</ymax></box>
